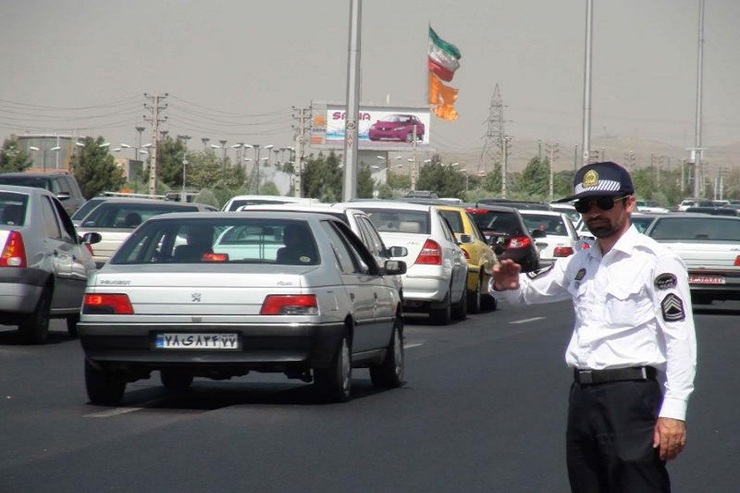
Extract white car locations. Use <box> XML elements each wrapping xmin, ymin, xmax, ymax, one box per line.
<box><xmin>350</xmin><ymin>200</ymin><xmax>469</xmax><ymax>325</ymax></box>
<box><xmin>519</xmin><ymin>210</ymin><xmax>580</xmax><ymax>266</ymax></box>
<box><xmin>635</xmin><ymin>200</ymin><xmax>670</xmax><ymax>214</ymax></box>
<box><xmin>236</xmin><ymin>202</ymin><xmax>407</xmax><ymax>295</ymax></box>
<box><xmin>222</xmin><ymin>194</ymin><xmax>320</xmax><ymax>212</ymax></box>
<box><xmin>645</xmin><ymin>213</ymin><xmax>740</xmax><ymax>305</ymax></box>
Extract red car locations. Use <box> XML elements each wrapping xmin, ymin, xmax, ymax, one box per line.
<box><xmin>368</xmin><ymin>114</ymin><xmax>425</xmax><ymax>142</ymax></box>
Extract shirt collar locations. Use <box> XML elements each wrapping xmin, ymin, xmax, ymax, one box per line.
<box><xmin>587</xmin><ymin>224</ymin><xmax>639</xmax><ymax>260</ymax></box>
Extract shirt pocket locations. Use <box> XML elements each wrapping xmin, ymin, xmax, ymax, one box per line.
<box><xmin>605</xmin><ymin>283</ymin><xmax>654</xmax><ymax>326</ymax></box>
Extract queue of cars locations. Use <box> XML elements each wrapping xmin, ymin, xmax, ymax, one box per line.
<box><xmin>9</xmin><ymin>178</ymin><xmax>739</xmax><ymax>404</ymax></box>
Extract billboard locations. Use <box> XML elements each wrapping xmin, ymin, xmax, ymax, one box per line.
<box><xmin>310</xmin><ymin>102</ymin><xmax>431</xmax><ymax>152</ymax></box>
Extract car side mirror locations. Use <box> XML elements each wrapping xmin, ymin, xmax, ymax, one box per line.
<box><xmin>388</xmin><ymin>246</ymin><xmax>408</xmax><ymax>257</ymax></box>
<box><xmin>384</xmin><ymin>259</ymin><xmax>407</xmax><ymax>275</ymax></box>
<box><xmin>458</xmin><ymin>233</ymin><xmax>474</xmax><ymax>244</ymax></box>
<box><xmin>82</xmin><ymin>232</ymin><xmax>102</xmax><ymax>245</ymax></box>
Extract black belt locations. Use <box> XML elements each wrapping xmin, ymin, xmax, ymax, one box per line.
<box><xmin>574</xmin><ymin>366</ymin><xmax>657</xmax><ymax>385</ymax></box>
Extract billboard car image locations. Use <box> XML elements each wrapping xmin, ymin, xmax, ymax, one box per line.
<box><xmin>312</xmin><ymin>102</ymin><xmax>431</xmax><ymax>151</ymax></box>
<box><xmin>368</xmin><ymin>114</ymin><xmax>425</xmax><ymax>143</ymax></box>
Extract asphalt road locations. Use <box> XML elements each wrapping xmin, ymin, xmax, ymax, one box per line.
<box><xmin>1</xmin><ymin>299</ymin><xmax>738</xmax><ymax>492</ymax></box>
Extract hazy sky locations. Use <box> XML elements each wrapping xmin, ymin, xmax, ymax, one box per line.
<box><xmin>2</xmin><ymin>0</ymin><xmax>738</xmax><ymax>161</ymax></box>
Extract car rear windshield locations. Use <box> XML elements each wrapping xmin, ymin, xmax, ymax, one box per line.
<box><xmin>80</xmin><ymin>203</ymin><xmax>199</xmax><ymax>228</ymax></box>
<box><xmin>521</xmin><ymin>214</ymin><xmax>566</xmax><ymax>235</ymax></box>
<box><xmin>0</xmin><ymin>192</ymin><xmax>29</xmax><ymax>227</ymax></box>
<box><xmin>111</xmin><ymin>218</ymin><xmax>320</xmax><ymax>265</ymax></box>
<box><xmin>648</xmin><ymin>217</ymin><xmax>740</xmax><ymax>242</ymax></box>
<box><xmin>0</xmin><ymin>175</ymin><xmax>53</xmax><ymax>191</ymax></box>
<box><xmin>358</xmin><ymin>208</ymin><xmax>430</xmax><ymax>235</ymax></box>
<box><xmin>469</xmin><ymin>210</ymin><xmax>525</xmax><ymax>235</ymax></box>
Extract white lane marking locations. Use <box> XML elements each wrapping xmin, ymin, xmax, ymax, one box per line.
<box><xmin>511</xmin><ymin>317</ymin><xmax>545</xmax><ymax>324</ymax></box>
<box><xmin>85</xmin><ymin>407</ymin><xmax>145</xmax><ymax>418</ymax></box>
<box><xmin>404</xmin><ymin>342</ymin><xmax>423</xmax><ymax>349</ymax></box>
<box><xmin>84</xmin><ymin>398</ymin><xmax>164</xmax><ymax>418</ymax></box>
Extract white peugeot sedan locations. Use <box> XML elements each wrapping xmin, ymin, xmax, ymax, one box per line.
<box><xmin>78</xmin><ymin>211</ymin><xmax>406</xmax><ymax>405</ymax></box>
<box><xmin>236</xmin><ymin>202</ymin><xmax>408</xmax><ymax>296</ymax></box>
<box><xmin>519</xmin><ymin>210</ymin><xmax>581</xmax><ymax>266</ymax></box>
<box><xmin>350</xmin><ymin>200</ymin><xmax>468</xmax><ymax>325</ymax></box>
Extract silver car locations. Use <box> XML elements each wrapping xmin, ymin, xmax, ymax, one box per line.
<box><xmin>0</xmin><ymin>185</ymin><xmax>99</xmax><ymax>343</ymax></box>
<box><xmin>78</xmin><ymin>211</ymin><xmax>406</xmax><ymax>405</ymax></box>
<box><xmin>351</xmin><ymin>200</ymin><xmax>468</xmax><ymax>325</ymax></box>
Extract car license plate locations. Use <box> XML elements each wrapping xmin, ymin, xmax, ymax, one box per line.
<box><xmin>155</xmin><ymin>333</ymin><xmax>240</xmax><ymax>350</ymax></box>
<box><xmin>689</xmin><ymin>274</ymin><xmax>725</xmax><ymax>285</ymax></box>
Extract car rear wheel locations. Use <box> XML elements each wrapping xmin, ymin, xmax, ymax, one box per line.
<box><xmin>160</xmin><ymin>370</ymin><xmax>194</xmax><ymax>391</ymax></box>
<box><xmin>85</xmin><ymin>359</ymin><xmax>126</xmax><ymax>406</ymax></box>
<box><xmin>429</xmin><ymin>292</ymin><xmax>452</xmax><ymax>325</ymax></box>
<box><xmin>66</xmin><ymin>314</ymin><xmax>80</xmax><ymax>338</ymax></box>
<box><xmin>370</xmin><ymin>315</ymin><xmax>404</xmax><ymax>389</ymax></box>
<box><xmin>467</xmin><ymin>273</ymin><xmax>483</xmax><ymax>314</ymax></box>
<box><xmin>19</xmin><ymin>288</ymin><xmax>51</xmax><ymax>345</ymax></box>
<box><xmin>314</xmin><ymin>331</ymin><xmax>352</xmax><ymax>402</ymax></box>
<box><xmin>452</xmin><ymin>284</ymin><xmax>467</xmax><ymax>320</ymax></box>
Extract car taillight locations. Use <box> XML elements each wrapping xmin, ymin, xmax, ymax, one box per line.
<box><xmin>416</xmin><ymin>239</ymin><xmax>442</xmax><ymax>265</ymax></box>
<box><xmin>553</xmin><ymin>246</ymin><xmax>575</xmax><ymax>257</ymax></box>
<box><xmin>83</xmin><ymin>293</ymin><xmax>134</xmax><ymax>314</ymax></box>
<box><xmin>465</xmin><ymin>208</ymin><xmax>490</xmax><ymax>215</ymax></box>
<box><xmin>260</xmin><ymin>294</ymin><xmax>318</xmax><ymax>315</ymax></box>
<box><xmin>0</xmin><ymin>231</ymin><xmax>27</xmax><ymax>267</ymax></box>
<box><xmin>735</xmin><ymin>256</ymin><xmax>740</xmax><ymax>267</ymax></box>
<box><xmin>507</xmin><ymin>236</ymin><xmax>532</xmax><ymax>249</ymax></box>
<box><xmin>84</xmin><ymin>243</ymin><xmax>95</xmax><ymax>256</ymax></box>
<box><xmin>462</xmin><ymin>249</ymin><xmax>470</xmax><ymax>260</ymax></box>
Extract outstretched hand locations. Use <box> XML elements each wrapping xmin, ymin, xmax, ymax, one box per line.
<box><xmin>492</xmin><ymin>259</ymin><xmax>521</xmax><ymax>291</ymax></box>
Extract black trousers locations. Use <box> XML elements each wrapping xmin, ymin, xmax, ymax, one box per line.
<box><xmin>566</xmin><ymin>379</ymin><xmax>671</xmax><ymax>493</ymax></box>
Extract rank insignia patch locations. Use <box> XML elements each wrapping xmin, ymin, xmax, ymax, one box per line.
<box><xmin>661</xmin><ymin>293</ymin><xmax>685</xmax><ymax>322</ymax></box>
<box><xmin>526</xmin><ymin>264</ymin><xmax>554</xmax><ymax>280</ymax></box>
<box><xmin>575</xmin><ymin>268</ymin><xmax>586</xmax><ymax>281</ymax></box>
<box><xmin>654</xmin><ymin>273</ymin><xmax>677</xmax><ymax>290</ymax></box>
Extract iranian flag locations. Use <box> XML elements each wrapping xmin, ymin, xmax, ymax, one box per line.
<box><xmin>428</xmin><ymin>26</ymin><xmax>461</xmax><ymax>82</ymax></box>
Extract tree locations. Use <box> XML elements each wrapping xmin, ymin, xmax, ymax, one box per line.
<box><xmin>357</xmin><ymin>164</ymin><xmax>375</xmax><ymax>199</ymax></box>
<box><xmin>302</xmin><ymin>151</ymin><xmax>343</xmax><ymax>201</ymax></box>
<box><xmin>481</xmin><ymin>164</ymin><xmax>502</xmax><ymax>195</ymax></box>
<box><xmin>388</xmin><ymin>170</ymin><xmax>410</xmax><ymax>191</ymax></box>
<box><xmin>72</xmin><ymin>137</ymin><xmax>126</xmax><ymax>198</ymax></box>
<box><xmin>416</xmin><ymin>157</ymin><xmax>465</xmax><ymax>198</ymax></box>
<box><xmin>0</xmin><ymin>138</ymin><xmax>32</xmax><ymax>172</ymax></box>
<box><xmin>518</xmin><ymin>157</ymin><xmax>549</xmax><ymax>197</ymax></box>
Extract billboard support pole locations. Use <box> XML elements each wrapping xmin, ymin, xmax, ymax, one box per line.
<box><xmin>410</xmin><ymin>125</ymin><xmax>418</xmax><ymax>191</ymax></box>
<box><xmin>342</xmin><ymin>0</ymin><xmax>362</xmax><ymax>201</ymax></box>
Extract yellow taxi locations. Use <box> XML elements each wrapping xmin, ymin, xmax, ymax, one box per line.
<box><xmin>434</xmin><ymin>204</ymin><xmax>497</xmax><ymax>313</ymax></box>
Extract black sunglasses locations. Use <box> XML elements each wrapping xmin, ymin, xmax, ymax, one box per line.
<box><xmin>574</xmin><ymin>195</ymin><xmax>629</xmax><ymax>214</ymax></box>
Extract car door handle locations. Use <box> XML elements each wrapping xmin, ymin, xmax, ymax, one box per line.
<box><xmin>350</xmin><ymin>292</ymin><xmax>355</xmax><ymax>302</ymax></box>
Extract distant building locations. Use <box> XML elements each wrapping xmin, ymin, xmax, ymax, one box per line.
<box><xmin>15</xmin><ymin>134</ymin><xmax>78</xmax><ymax>172</ymax></box>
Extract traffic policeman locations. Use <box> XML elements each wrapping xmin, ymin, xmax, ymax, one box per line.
<box><xmin>492</xmin><ymin>161</ymin><xmax>697</xmax><ymax>493</ymax></box>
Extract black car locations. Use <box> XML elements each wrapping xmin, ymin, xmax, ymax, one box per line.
<box><xmin>466</xmin><ymin>204</ymin><xmax>542</xmax><ymax>272</ymax></box>
<box><xmin>0</xmin><ymin>172</ymin><xmax>85</xmax><ymax>217</ymax></box>
<box><xmin>476</xmin><ymin>198</ymin><xmax>552</xmax><ymax>211</ymax></box>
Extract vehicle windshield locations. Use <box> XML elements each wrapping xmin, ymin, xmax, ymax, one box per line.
<box><xmin>648</xmin><ymin>217</ymin><xmax>740</xmax><ymax>242</ymax></box>
<box><xmin>358</xmin><ymin>208</ymin><xmax>430</xmax><ymax>234</ymax></box>
<box><xmin>80</xmin><ymin>202</ymin><xmax>199</xmax><ymax>228</ymax></box>
<box><xmin>521</xmin><ymin>214</ymin><xmax>566</xmax><ymax>235</ymax></box>
<box><xmin>111</xmin><ymin>218</ymin><xmax>319</xmax><ymax>265</ymax></box>
<box><xmin>0</xmin><ymin>192</ymin><xmax>29</xmax><ymax>227</ymax></box>
<box><xmin>469</xmin><ymin>211</ymin><xmax>525</xmax><ymax>235</ymax></box>
<box><xmin>0</xmin><ymin>175</ymin><xmax>52</xmax><ymax>191</ymax></box>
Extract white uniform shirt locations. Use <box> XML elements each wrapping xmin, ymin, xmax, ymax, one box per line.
<box><xmin>497</xmin><ymin>225</ymin><xmax>697</xmax><ymax>421</ymax></box>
